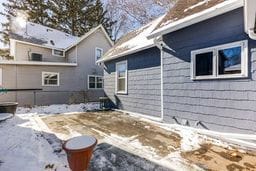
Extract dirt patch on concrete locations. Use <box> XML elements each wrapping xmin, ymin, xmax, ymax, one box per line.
<box><xmin>181</xmin><ymin>143</ymin><xmax>256</xmax><ymax>171</ymax></box>
<box><xmin>42</xmin><ymin>111</ymin><xmax>181</xmax><ymax>157</ymax></box>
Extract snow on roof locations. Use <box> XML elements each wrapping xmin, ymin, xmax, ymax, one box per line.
<box><xmin>10</xmin><ymin>22</ymin><xmax>79</xmax><ymax>50</ymax></box>
<box><xmin>150</xmin><ymin>0</ymin><xmax>243</xmax><ymax>38</ymax></box>
<box><xmin>99</xmin><ymin>15</ymin><xmax>165</xmax><ymax>62</ymax></box>
<box><xmin>155</xmin><ymin>0</ymin><xmax>226</xmax><ymax>31</ymax></box>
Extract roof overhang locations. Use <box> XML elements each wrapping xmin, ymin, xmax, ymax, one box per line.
<box><xmin>148</xmin><ymin>0</ymin><xmax>244</xmax><ymax>39</ymax></box>
<box><xmin>66</xmin><ymin>25</ymin><xmax>114</xmax><ymax>51</ymax></box>
<box><xmin>97</xmin><ymin>44</ymin><xmax>155</xmax><ymax>63</ymax></box>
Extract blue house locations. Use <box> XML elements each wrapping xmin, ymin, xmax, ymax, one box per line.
<box><xmin>98</xmin><ymin>0</ymin><xmax>256</xmax><ymax>134</ymax></box>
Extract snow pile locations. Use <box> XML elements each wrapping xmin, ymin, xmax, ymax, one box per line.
<box><xmin>16</xmin><ymin>103</ymin><xmax>100</xmax><ymax>115</ymax></box>
<box><xmin>178</xmin><ymin>129</ymin><xmax>207</xmax><ymax>152</ymax></box>
<box><xmin>0</xmin><ymin>113</ymin><xmax>13</xmax><ymax>122</ymax></box>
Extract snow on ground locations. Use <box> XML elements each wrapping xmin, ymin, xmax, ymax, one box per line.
<box><xmin>0</xmin><ymin>113</ymin><xmax>13</xmax><ymax>122</ymax></box>
<box><xmin>0</xmin><ymin>114</ymin><xmax>68</xmax><ymax>171</ymax></box>
<box><xmin>16</xmin><ymin>102</ymin><xmax>100</xmax><ymax>115</ymax></box>
<box><xmin>1</xmin><ymin>103</ymin><xmax>254</xmax><ymax>171</ymax></box>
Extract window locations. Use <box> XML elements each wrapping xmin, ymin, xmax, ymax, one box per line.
<box><xmin>88</xmin><ymin>75</ymin><xmax>103</xmax><ymax>89</ymax></box>
<box><xmin>191</xmin><ymin>40</ymin><xmax>248</xmax><ymax>80</ymax></box>
<box><xmin>42</xmin><ymin>72</ymin><xmax>59</xmax><ymax>86</ymax></box>
<box><xmin>0</xmin><ymin>68</ymin><xmax>2</xmax><ymax>86</ymax></box>
<box><xmin>52</xmin><ymin>49</ymin><xmax>64</xmax><ymax>57</ymax></box>
<box><xmin>116</xmin><ymin>60</ymin><xmax>127</xmax><ymax>94</ymax></box>
<box><xmin>95</xmin><ymin>47</ymin><xmax>103</xmax><ymax>62</ymax></box>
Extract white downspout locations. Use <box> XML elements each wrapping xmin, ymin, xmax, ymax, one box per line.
<box><xmin>248</xmin><ymin>29</ymin><xmax>256</xmax><ymax>40</ymax></box>
<box><xmin>154</xmin><ymin>36</ymin><xmax>165</xmax><ymax>121</ymax></box>
<box><xmin>160</xmin><ymin>46</ymin><xmax>164</xmax><ymax>121</ymax></box>
<box><xmin>244</xmin><ymin>0</ymin><xmax>256</xmax><ymax>40</ymax></box>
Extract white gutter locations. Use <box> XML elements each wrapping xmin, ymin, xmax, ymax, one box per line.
<box><xmin>0</xmin><ymin>60</ymin><xmax>77</xmax><ymax>67</ymax></box>
<box><xmin>248</xmin><ymin>29</ymin><xmax>256</xmax><ymax>40</ymax></box>
<box><xmin>244</xmin><ymin>0</ymin><xmax>256</xmax><ymax>40</ymax></box>
<box><xmin>160</xmin><ymin>48</ymin><xmax>164</xmax><ymax>121</ymax></box>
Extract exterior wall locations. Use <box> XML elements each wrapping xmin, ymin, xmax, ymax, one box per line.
<box><xmin>14</xmin><ymin>42</ymin><xmax>68</xmax><ymax>63</ymax></box>
<box><xmin>104</xmin><ymin>47</ymin><xmax>161</xmax><ymax>117</ymax></box>
<box><xmin>0</xmin><ymin>65</ymin><xmax>90</xmax><ymax>106</ymax></box>
<box><xmin>162</xmin><ymin>8</ymin><xmax>256</xmax><ymax>134</ymax></box>
<box><xmin>0</xmin><ymin>29</ymin><xmax>112</xmax><ymax>106</ymax></box>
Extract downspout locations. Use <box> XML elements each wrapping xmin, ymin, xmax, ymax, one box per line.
<box><xmin>160</xmin><ymin>45</ymin><xmax>164</xmax><ymax>121</ymax></box>
<box><xmin>154</xmin><ymin>36</ymin><xmax>165</xmax><ymax>121</ymax></box>
<box><xmin>248</xmin><ymin>19</ymin><xmax>256</xmax><ymax>40</ymax></box>
<box><xmin>245</xmin><ymin>0</ymin><xmax>256</xmax><ymax>40</ymax></box>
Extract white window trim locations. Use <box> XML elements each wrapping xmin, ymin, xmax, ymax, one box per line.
<box><xmin>52</xmin><ymin>49</ymin><xmax>65</xmax><ymax>57</ymax></box>
<box><xmin>95</xmin><ymin>47</ymin><xmax>103</xmax><ymax>63</ymax></box>
<box><xmin>115</xmin><ymin>60</ymin><xmax>128</xmax><ymax>94</ymax></box>
<box><xmin>42</xmin><ymin>72</ymin><xmax>60</xmax><ymax>86</ymax></box>
<box><xmin>88</xmin><ymin>75</ymin><xmax>104</xmax><ymax>90</ymax></box>
<box><xmin>191</xmin><ymin>40</ymin><xmax>248</xmax><ymax>80</ymax></box>
<box><xmin>0</xmin><ymin>68</ymin><xmax>2</xmax><ymax>86</ymax></box>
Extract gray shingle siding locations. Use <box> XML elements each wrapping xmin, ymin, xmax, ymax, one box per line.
<box><xmin>162</xmin><ymin>8</ymin><xmax>256</xmax><ymax>134</ymax></box>
<box><xmin>104</xmin><ymin>47</ymin><xmax>161</xmax><ymax>117</ymax></box>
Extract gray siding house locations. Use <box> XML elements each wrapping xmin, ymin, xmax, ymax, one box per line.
<box><xmin>99</xmin><ymin>0</ymin><xmax>256</xmax><ymax>134</ymax></box>
<box><xmin>0</xmin><ymin>22</ymin><xmax>113</xmax><ymax>106</ymax></box>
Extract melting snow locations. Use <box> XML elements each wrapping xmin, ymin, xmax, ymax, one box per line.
<box><xmin>106</xmin><ymin>15</ymin><xmax>165</xmax><ymax>59</ymax></box>
<box><xmin>184</xmin><ymin>0</ymin><xmax>211</xmax><ymax>12</ymax></box>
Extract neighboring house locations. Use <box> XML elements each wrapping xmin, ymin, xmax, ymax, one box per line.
<box><xmin>99</xmin><ymin>0</ymin><xmax>256</xmax><ymax>134</ymax></box>
<box><xmin>0</xmin><ymin>22</ymin><xmax>113</xmax><ymax>106</ymax></box>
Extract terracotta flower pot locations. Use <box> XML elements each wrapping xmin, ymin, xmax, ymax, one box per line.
<box><xmin>63</xmin><ymin>136</ymin><xmax>97</xmax><ymax>171</ymax></box>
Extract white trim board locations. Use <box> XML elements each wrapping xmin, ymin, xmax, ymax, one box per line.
<box><xmin>0</xmin><ymin>60</ymin><xmax>77</xmax><ymax>67</ymax></box>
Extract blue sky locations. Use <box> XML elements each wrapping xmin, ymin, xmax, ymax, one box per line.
<box><xmin>0</xmin><ymin>0</ymin><xmax>7</xmax><ymax>48</ymax></box>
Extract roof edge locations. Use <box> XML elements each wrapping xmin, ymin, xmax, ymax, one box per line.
<box><xmin>66</xmin><ymin>25</ymin><xmax>114</xmax><ymax>51</ymax></box>
<box><xmin>148</xmin><ymin>0</ymin><xmax>244</xmax><ymax>39</ymax></box>
<box><xmin>97</xmin><ymin>44</ymin><xmax>156</xmax><ymax>63</ymax></box>
<box><xmin>10</xmin><ymin>38</ymin><xmax>64</xmax><ymax>50</ymax></box>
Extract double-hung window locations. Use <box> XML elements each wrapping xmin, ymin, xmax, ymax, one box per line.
<box><xmin>116</xmin><ymin>60</ymin><xmax>127</xmax><ymax>94</ymax></box>
<box><xmin>42</xmin><ymin>72</ymin><xmax>60</xmax><ymax>86</ymax></box>
<box><xmin>88</xmin><ymin>75</ymin><xmax>103</xmax><ymax>89</ymax></box>
<box><xmin>191</xmin><ymin>40</ymin><xmax>248</xmax><ymax>80</ymax></box>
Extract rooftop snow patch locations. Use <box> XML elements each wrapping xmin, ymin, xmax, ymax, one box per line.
<box><xmin>10</xmin><ymin>22</ymin><xmax>79</xmax><ymax>50</ymax></box>
<box><xmin>155</xmin><ymin>0</ymin><xmax>226</xmax><ymax>29</ymax></box>
<box><xmin>100</xmin><ymin>15</ymin><xmax>165</xmax><ymax>62</ymax></box>
<box><xmin>149</xmin><ymin>0</ymin><xmax>243</xmax><ymax>37</ymax></box>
